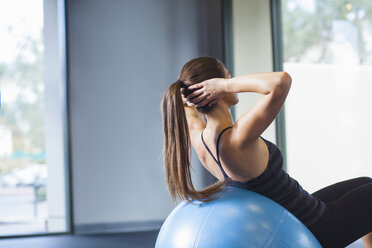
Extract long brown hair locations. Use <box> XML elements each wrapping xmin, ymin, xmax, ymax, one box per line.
<box><xmin>161</xmin><ymin>56</ymin><xmax>230</xmax><ymax>204</ymax></box>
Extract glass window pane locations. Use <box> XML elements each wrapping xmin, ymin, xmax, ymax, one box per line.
<box><xmin>0</xmin><ymin>0</ymin><xmax>69</xmax><ymax>236</ymax></box>
<box><xmin>282</xmin><ymin>0</ymin><xmax>372</xmax><ymax>193</ymax></box>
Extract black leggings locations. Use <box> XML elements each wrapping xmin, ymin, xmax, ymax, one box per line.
<box><xmin>308</xmin><ymin>176</ymin><xmax>372</xmax><ymax>248</ymax></box>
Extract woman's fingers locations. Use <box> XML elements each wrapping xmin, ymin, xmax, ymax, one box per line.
<box><xmin>180</xmin><ymin>79</ymin><xmax>223</xmax><ymax>108</ymax></box>
<box><xmin>188</xmin><ymin>83</ymin><xmax>203</xmax><ymax>90</ymax></box>
<box><xmin>187</xmin><ymin>88</ymin><xmax>204</xmax><ymax>100</ymax></box>
<box><xmin>195</xmin><ymin>97</ymin><xmax>212</xmax><ymax>108</ymax></box>
<box><xmin>189</xmin><ymin>93</ymin><xmax>208</xmax><ymax>105</ymax></box>
<box><xmin>184</xmin><ymin>92</ymin><xmax>217</xmax><ymax>108</ymax></box>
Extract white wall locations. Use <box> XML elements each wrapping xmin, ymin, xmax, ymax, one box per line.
<box><xmin>66</xmin><ymin>0</ymin><xmax>224</xmax><ymax>231</ymax></box>
<box><xmin>232</xmin><ymin>0</ymin><xmax>276</xmax><ymax>141</ymax></box>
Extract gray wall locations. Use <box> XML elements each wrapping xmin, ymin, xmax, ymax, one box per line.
<box><xmin>66</xmin><ymin>0</ymin><xmax>223</xmax><ymax>231</ymax></box>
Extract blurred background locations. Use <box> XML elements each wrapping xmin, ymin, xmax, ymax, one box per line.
<box><xmin>0</xmin><ymin>0</ymin><xmax>371</xmax><ymax>247</ymax></box>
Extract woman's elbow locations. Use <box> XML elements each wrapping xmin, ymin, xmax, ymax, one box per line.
<box><xmin>281</xmin><ymin>72</ymin><xmax>292</xmax><ymax>86</ymax></box>
<box><xmin>272</xmin><ymin>72</ymin><xmax>291</xmax><ymax>97</ymax></box>
<box><xmin>277</xmin><ymin>72</ymin><xmax>292</xmax><ymax>91</ymax></box>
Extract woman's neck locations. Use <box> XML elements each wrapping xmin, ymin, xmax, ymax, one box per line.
<box><xmin>204</xmin><ymin>102</ymin><xmax>234</xmax><ymax>131</ymax></box>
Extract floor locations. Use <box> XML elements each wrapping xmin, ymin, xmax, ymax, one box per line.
<box><xmin>0</xmin><ymin>231</ymin><xmax>364</xmax><ymax>248</ymax></box>
<box><xmin>0</xmin><ymin>231</ymin><xmax>159</xmax><ymax>248</ymax></box>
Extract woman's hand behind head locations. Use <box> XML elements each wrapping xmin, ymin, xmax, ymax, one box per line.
<box><xmin>185</xmin><ymin>78</ymin><xmax>227</xmax><ymax>108</ymax></box>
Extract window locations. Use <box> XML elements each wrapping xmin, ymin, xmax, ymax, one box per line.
<box><xmin>0</xmin><ymin>0</ymin><xmax>69</xmax><ymax>236</ymax></box>
<box><xmin>281</xmin><ymin>0</ymin><xmax>372</xmax><ymax>192</ymax></box>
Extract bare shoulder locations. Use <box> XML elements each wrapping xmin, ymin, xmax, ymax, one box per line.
<box><xmin>218</xmin><ymin>126</ymin><xmax>270</xmax><ymax>181</ymax></box>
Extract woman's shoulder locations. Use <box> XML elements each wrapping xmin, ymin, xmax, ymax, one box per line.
<box><xmin>193</xmin><ymin>125</ymin><xmax>271</xmax><ymax>182</ymax></box>
<box><xmin>221</xmin><ymin>133</ymin><xmax>271</xmax><ymax>182</ymax></box>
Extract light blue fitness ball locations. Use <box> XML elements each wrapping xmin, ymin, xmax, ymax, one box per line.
<box><xmin>155</xmin><ymin>186</ymin><xmax>322</xmax><ymax>248</ymax></box>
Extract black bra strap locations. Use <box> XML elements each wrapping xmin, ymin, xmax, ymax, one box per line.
<box><xmin>216</xmin><ymin>126</ymin><xmax>233</xmax><ymax>165</ymax></box>
<box><xmin>201</xmin><ymin>132</ymin><xmax>219</xmax><ymax>165</ymax></box>
<box><xmin>201</xmin><ymin>126</ymin><xmax>233</xmax><ymax>179</ymax></box>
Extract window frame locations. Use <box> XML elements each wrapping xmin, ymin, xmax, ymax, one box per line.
<box><xmin>270</xmin><ymin>0</ymin><xmax>288</xmax><ymax>171</ymax></box>
<box><xmin>0</xmin><ymin>0</ymin><xmax>72</xmax><ymax>239</ymax></box>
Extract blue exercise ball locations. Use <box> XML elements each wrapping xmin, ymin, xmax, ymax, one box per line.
<box><xmin>155</xmin><ymin>186</ymin><xmax>321</xmax><ymax>248</ymax></box>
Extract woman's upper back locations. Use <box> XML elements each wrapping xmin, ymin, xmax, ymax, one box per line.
<box><xmin>200</xmin><ymin>125</ymin><xmax>282</xmax><ymax>184</ymax></box>
<box><xmin>195</xmin><ymin>125</ymin><xmax>270</xmax><ymax>183</ymax></box>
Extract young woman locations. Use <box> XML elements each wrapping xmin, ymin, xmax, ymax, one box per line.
<box><xmin>161</xmin><ymin>56</ymin><xmax>372</xmax><ymax>248</ymax></box>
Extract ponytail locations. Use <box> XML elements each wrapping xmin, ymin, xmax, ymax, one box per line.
<box><xmin>161</xmin><ymin>81</ymin><xmax>228</xmax><ymax>204</ymax></box>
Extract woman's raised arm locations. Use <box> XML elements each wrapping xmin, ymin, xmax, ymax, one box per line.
<box><xmin>186</xmin><ymin>72</ymin><xmax>292</xmax><ymax>147</ymax></box>
<box><xmin>229</xmin><ymin>72</ymin><xmax>292</xmax><ymax>147</ymax></box>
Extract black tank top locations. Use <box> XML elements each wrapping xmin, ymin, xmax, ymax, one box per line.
<box><xmin>201</xmin><ymin>126</ymin><xmax>326</xmax><ymax>227</ymax></box>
